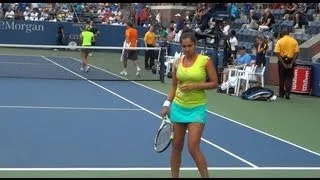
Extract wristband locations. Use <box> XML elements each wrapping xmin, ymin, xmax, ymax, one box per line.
<box><xmin>163</xmin><ymin>99</ymin><xmax>171</xmax><ymax>107</ymax></box>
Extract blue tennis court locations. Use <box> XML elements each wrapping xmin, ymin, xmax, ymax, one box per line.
<box><xmin>0</xmin><ymin>54</ymin><xmax>320</xmax><ymax>177</ymax></box>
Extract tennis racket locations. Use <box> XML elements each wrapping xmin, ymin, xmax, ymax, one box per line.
<box><xmin>154</xmin><ymin>115</ymin><xmax>173</xmax><ymax>153</ymax></box>
<box><xmin>120</xmin><ymin>41</ymin><xmax>131</xmax><ymax>62</ymax></box>
<box><xmin>120</xmin><ymin>41</ymin><xmax>126</xmax><ymax>62</ymax></box>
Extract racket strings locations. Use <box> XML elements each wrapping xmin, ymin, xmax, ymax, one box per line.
<box><xmin>154</xmin><ymin>120</ymin><xmax>173</xmax><ymax>153</ymax></box>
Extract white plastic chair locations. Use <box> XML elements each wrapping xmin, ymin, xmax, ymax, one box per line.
<box><xmin>236</xmin><ymin>64</ymin><xmax>257</xmax><ymax>96</ymax></box>
<box><xmin>164</xmin><ymin>51</ymin><xmax>181</xmax><ymax>75</ymax></box>
<box><xmin>249</xmin><ymin>66</ymin><xmax>266</xmax><ymax>88</ymax></box>
<box><xmin>226</xmin><ymin>64</ymin><xmax>247</xmax><ymax>95</ymax></box>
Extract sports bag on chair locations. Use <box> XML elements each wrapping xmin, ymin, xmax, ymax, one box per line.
<box><xmin>241</xmin><ymin>86</ymin><xmax>276</xmax><ymax>101</ymax></box>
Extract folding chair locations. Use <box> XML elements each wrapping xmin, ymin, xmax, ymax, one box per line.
<box><xmin>235</xmin><ymin>64</ymin><xmax>257</xmax><ymax>96</ymax></box>
<box><xmin>226</xmin><ymin>64</ymin><xmax>247</xmax><ymax>95</ymax></box>
<box><xmin>249</xmin><ymin>66</ymin><xmax>266</xmax><ymax>88</ymax></box>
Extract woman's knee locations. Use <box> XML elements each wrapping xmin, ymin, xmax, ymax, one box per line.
<box><xmin>188</xmin><ymin>139</ymin><xmax>201</xmax><ymax>156</ymax></box>
<box><xmin>187</xmin><ymin>123</ymin><xmax>204</xmax><ymax>155</ymax></box>
<box><xmin>172</xmin><ymin>123</ymin><xmax>187</xmax><ymax>152</ymax></box>
<box><xmin>172</xmin><ymin>139</ymin><xmax>184</xmax><ymax>152</ymax></box>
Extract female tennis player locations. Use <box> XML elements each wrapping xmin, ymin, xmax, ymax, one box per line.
<box><xmin>161</xmin><ymin>31</ymin><xmax>218</xmax><ymax>178</ymax></box>
<box><xmin>79</xmin><ymin>25</ymin><xmax>95</xmax><ymax>72</ymax></box>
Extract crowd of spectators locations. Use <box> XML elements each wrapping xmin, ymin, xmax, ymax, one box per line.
<box><xmin>1</xmin><ymin>3</ymin><xmax>320</xmax><ymax>49</ymax></box>
<box><xmin>0</xmin><ymin>3</ymin><xmax>125</xmax><ymax>25</ymax></box>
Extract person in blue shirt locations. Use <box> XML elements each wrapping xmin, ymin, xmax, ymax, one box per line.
<box><xmin>235</xmin><ymin>46</ymin><xmax>252</xmax><ymax>65</ymax></box>
<box><xmin>222</xmin><ymin>46</ymin><xmax>252</xmax><ymax>83</ymax></box>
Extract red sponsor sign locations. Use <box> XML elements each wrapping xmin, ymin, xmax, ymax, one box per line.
<box><xmin>291</xmin><ymin>66</ymin><xmax>312</xmax><ymax>94</ymax></box>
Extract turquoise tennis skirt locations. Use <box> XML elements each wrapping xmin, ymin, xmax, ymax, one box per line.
<box><xmin>169</xmin><ymin>101</ymin><xmax>207</xmax><ymax>124</ymax></box>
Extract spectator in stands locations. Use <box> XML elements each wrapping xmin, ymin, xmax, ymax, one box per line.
<box><xmin>39</xmin><ymin>9</ymin><xmax>49</xmax><ymax>21</ymax></box>
<box><xmin>30</xmin><ymin>8</ymin><xmax>38</xmax><ymax>21</ymax></box>
<box><xmin>222</xmin><ymin>46</ymin><xmax>252</xmax><ymax>83</ymax></box>
<box><xmin>167</xmin><ymin>27</ymin><xmax>176</xmax><ymax>42</ymax></box>
<box><xmin>174</xmin><ymin>14</ymin><xmax>184</xmax><ymax>42</ymax></box>
<box><xmin>274</xmin><ymin>29</ymin><xmax>299</xmax><ymax>100</ymax></box>
<box><xmin>23</xmin><ymin>7</ymin><xmax>30</xmax><ymax>19</ymax></box>
<box><xmin>155</xmin><ymin>9</ymin><xmax>161</xmax><ymax>23</ymax></box>
<box><xmin>18</xmin><ymin>3</ymin><xmax>28</xmax><ymax>12</ymax></box>
<box><xmin>134</xmin><ymin>3</ymin><xmax>143</xmax><ymax>26</ymax></box>
<box><xmin>283</xmin><ymin>3</ymin><xmax>298</xmax><ymax>21</ymax></box>
<box><xmin>157</xmin><ymin>26</ymin><xmax>168</xmax><ymax>41</ymax></box>
<box><xmin>221</xmin><ymin>20</ymin><xmax>231</xmax><ymax>36</ymax></box>
<box><xmin>229</xmin><ymin>30</ymin><xmax>238</xmax><ymax>60</ymax></box>
<box><xmin>198</xmin><ymin>7</ymin><xmax>211</xmax><ymax>32</ymax></box>
<box><xmin>97</xmin><ymin>6</ymin><xmax>106</xmax><ymax>18</ymax></box>
<box><xmin>101</xmin><ymin>9</ymin><xmax>113</xmax><ymax>24</ymax></box>
<box><xmin>258</xmin><ymin>8</ymin><xmax>275</xmax><ymax>32</ymax></box>
<box><xmin>5</xmin><ymin>8</ymin><xmax>15</xmax><ymax>19</ymax></box>
<box><xmin>31</xmin><ymin>3</ymin><xmax>39</xmax><ymax>12</ymax></box>
<box><xmin>115</xmin><ymin>9</ymin><xmax>123</xmax><ymax>22</ymax></box>
<box><xmin>48</xmin><ymin>15</ymin><xmax>57</xmax><ymax>22</ymax></box>
<box><xmin>283</xmin><ymin>3</ymin><xmax>306</xmax><ymax>29</ymax></box>
<box><xmin>139</xmin><ymin>5</ymin><xmax>150</xmax><ymax>27</ymax></box>
<box><xmin>253</xmin><ymin>35</ymin><xmax>268</xmax><ymax>68</ymax></box>
<box><xmin>65</xmin><ymin>9</ymin><xmax>74</xmax><ymax>22</ymax></box>
<box><xmin>110</xmin><ymin>3</ymin><xmax>118</xmax><ymax>13</ymax></box>
<box><xmin>230</xmin><ymin>3</ymin><xmax>239</xmax><ymax>20</ymax></box>
<box><xmin>241</xmin><ymin>9</ymin><xmax>259</xmax><ymax>30</ymax></box>
<box><xmin>14</xmin><ymin>8</ymin><xmax>24</xmax><ymax>20</ymax></box>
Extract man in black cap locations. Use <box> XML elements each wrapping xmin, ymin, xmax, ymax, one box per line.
<box><xmin>274</xmin><ymin>29</ymin><xmax>299</xmax><ymax>99</ymax></box>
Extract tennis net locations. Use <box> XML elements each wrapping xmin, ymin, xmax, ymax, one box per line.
<box><xmin>0</xmin><ymin>44</ymin><xmax>164</xmax><ymax>81</ymax></box>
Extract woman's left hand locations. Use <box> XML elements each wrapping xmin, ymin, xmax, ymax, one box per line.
<box><xmin>180</xmin><ymin>83</ymin><xmax>196</xmax><ymax>93</ymax></box>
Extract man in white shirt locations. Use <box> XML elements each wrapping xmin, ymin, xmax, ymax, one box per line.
<box><xmin>222</xmin><ymin>20</ymin><xmax>230</xmax><ymax>36</ymax></box>
<box><xmin>5</xmin><ymin>9</ymin><xmax>15</xmax><ymax>19</ymax></box>
<box><xmin>30</xmin><ymin>9</ymin><xmax>38</xmax><ymax>21</ymax></box>
<box><xmin>229</xmin><ymin>29</ymin><xmax>238</xmax><ymax>59</ymax></box>
<box><xmin>39</xmin><ymin>9</ymin><xmax>49</xmax><ymax>21</ymax></box>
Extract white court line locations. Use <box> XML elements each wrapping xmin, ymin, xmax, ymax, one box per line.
<box><xmin>0</xmin><ymin>62</ymin><xmax>52</xmax><ymax>65</ymax></box>
<box><xmin>0</xmin><ymin>167</ymin><xmax>320</xmax><ymax>171</ymax></box>
<box><xmin>39</xmin><ymin>56</ymin><xmax>258</xmax><ymax>168</ymax></box>
<box><xmin>0</xmin><ymin>105</ymin><xmax>142</xmax><ymax>111</ymax></box>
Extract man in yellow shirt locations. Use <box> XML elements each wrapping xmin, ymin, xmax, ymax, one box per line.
<box><xmin>274</xmin><ymin>29</ymin><xmax>299</xmax><ymax>99</ymax></box>
<box><xmin>143</xmin><ymin>25</ymin><xmax>157</xmax><ymax>70</ymax></box>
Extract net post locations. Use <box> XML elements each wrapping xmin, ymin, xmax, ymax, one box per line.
<box><xmin>158</xmin><ymin>47</ymin><xmax>166</xmax><ymax>83</ymax></box>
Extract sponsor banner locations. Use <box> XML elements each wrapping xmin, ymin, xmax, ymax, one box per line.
<box><xmin>0</xmin><ymin>20</ymin><xmax>148</xmax><ymax>47</ymax></box>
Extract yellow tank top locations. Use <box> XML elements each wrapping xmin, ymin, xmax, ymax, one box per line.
<box><xmin>81</xmin><ymin>31</ymin><xmax>94</xmax><ymax>46</ymax></box>
<box><xmin>173</xmin><ymin>54</ymin><xmax>208</xmax><ymax>107</ymax></box>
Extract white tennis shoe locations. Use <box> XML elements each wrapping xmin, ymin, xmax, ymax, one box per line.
<box><xmin>85</xmin><ymin>66</ymin><xmax>90</xmax><ymax>72</ymax></box>
<box><xmin>120</xmin><ymin>70</ymin><xmax>127</xmax><ymax>76</ymax></box>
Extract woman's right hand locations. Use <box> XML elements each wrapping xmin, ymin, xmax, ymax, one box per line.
<box><xmin>161</xmin><ymin>106</ymin><xmax>169</xmax><ymax>118</ymax></box>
